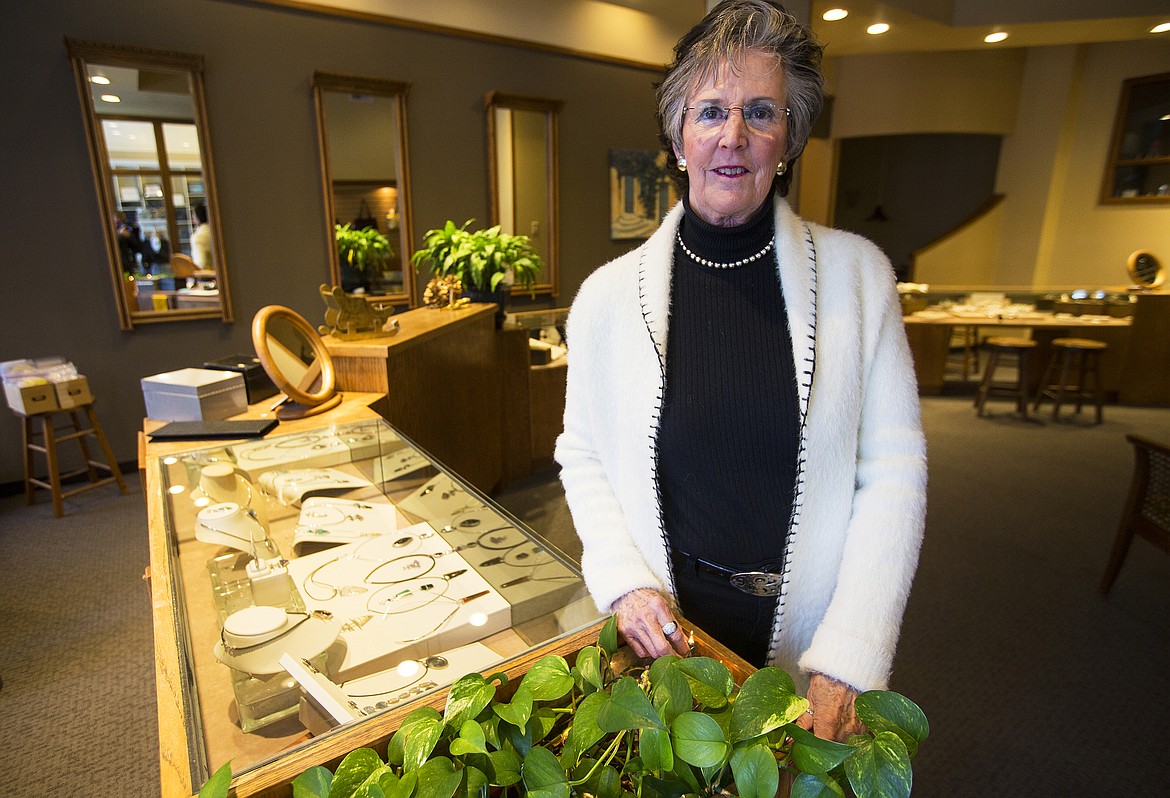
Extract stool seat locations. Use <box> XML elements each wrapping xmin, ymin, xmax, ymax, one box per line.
<box><xmin>975</xmin><ymin>337</ymin><xmax>1036</xmax><ymax>418</ymax></box>
<box><xmin>1034</xmin><ymin>338</ymin><xmax>1109</xmax><ymax>423</ymax></box>
<box><xmin>21</xmin><ymin>402</ymin><xmax>128</xmax><ymax>516</ymax></box>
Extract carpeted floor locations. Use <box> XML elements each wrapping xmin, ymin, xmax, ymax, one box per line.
<box><xmin>1</xmin><ymin>394</ymin><xmax>1167</xmax><ymax>796</ymax></box>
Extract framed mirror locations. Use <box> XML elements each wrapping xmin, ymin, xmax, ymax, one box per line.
<box><xmin>1127</xmin><ymin>250</ymin><xmax>1165</xmax><ymax>289</ymax></box>
<box><xmin>251</xmin><ymin>305</ymin><xmax>342</xmax><ymax>418</ymax></box>
<box><xmin>486</xmin><ymin>92</ymin><xmax>561</xmax><ymax>297</ymax></box>
<box><xmin>313</xmin><ymin>73</ymin><xmax>414</xmax><ymax>305</ymax></box>
<box><xmin>66</xmin><ymin>39</ymin><xmax>232</xmax><ymax>330</ymax></box>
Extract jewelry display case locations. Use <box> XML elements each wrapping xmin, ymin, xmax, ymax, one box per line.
<box><xmin>144</xmin><ymin>413</ymin><xmax>600</xmax><ymax>796</ymax></box>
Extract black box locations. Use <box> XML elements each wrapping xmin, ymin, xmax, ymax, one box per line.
<box><xmin>202</xmin><ymin>354</ymin><xmax>278</xmax><ymax>404</ymax></box>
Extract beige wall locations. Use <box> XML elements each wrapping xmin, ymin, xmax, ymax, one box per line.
<box><xmin>818</xmin><ymin>40</ymin><xmax>1170</xmax><ymax>290</ymax></box>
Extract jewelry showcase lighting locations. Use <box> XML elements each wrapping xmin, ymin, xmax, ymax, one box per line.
<box><xmin>822</xmin><ymin>8</ymin><xmax>847</xmax><ymax>22</ymax></box>
<box><xmin>89</xmin><ymin>74</ymin><xmax>110</xmax><ymax>85</ymax></box>
<box><xmin>100</xmin><ymin>94</ymin><xmax>121</xmax><ymax>103</ymax></box>
<box><xmin>867</xmin><ymin>23</ymin><xmax>890</xmax><ymax>35</ymax></box>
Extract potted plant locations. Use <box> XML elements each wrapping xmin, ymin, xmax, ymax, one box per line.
<box><xmin>199</xmin><ymin>617</ymin><xmax>928</xmax><ymax>798</ymax></box>
<box><xmin>336</xmin><ymin>223</ymin><xmax>394</xmax><ymax>294</ymax></box>
<box><xmin>411</xmin><ymin>219</ymin><xmax>543</xmax><ymax>322</ymax></box>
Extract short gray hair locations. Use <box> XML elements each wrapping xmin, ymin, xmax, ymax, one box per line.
<box><xmin>657</xmin><ymin>0</ymin><xmax>824</xmax><ymax>196</ymax></box>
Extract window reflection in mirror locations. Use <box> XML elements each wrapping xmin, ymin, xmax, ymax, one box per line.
<box><xmin>486</xmin><ymin>93</ymin><xmax>561</xmax><ymax>297</ymax></box>
<box><xmin>313</xmin><ymin>73</ymin><xmax>414</xmax><ymax>305</ymax></box>
<box><xmin>66</xmin><ymin>39</ymin><xmax>231</xmax><ymax>330</ymax></box>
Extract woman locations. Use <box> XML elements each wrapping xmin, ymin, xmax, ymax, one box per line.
<box><xmin>555</xmin><ymin>0</ymin><xmax>926</xmax><ymax>742</ymax></box>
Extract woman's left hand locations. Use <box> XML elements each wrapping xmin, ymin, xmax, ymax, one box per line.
<box><xmin>795</xmin><ymin>673</ymin><xmax>865</xmax><ymax>742</ymax></box>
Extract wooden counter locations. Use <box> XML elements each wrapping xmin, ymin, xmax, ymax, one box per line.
<box><xmin>323</xmin><ymin>304</ymin><xmax>516</xmax><ymax>493</ymax></box>
<box><xmin>903</xmin><ymin>311</ymin><xmax>1133</xmax><ymax>397</ymax></box>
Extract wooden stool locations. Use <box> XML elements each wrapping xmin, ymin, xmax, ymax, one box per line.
<box><xmin>1033</xmin><ymin>338</ymin><xmax>1108</xmax><ymax>424</ymax></box>
<box><xmin>21</xmin><ymin>403</ymin><xmax>128</xmax><ymax>516</ymax></box>
<box><xmin>975</xmin><ymin>337</ymin><xmax>1036</xmax><ymax>418</ymax></box>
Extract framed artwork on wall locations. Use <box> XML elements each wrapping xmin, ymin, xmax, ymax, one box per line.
<box><xmin>609</xmin><ymin>149</ymin><xmax>679</xmax><ymax>239</ymax></box>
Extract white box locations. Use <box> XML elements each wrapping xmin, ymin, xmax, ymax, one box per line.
<box><xmin>141</xmin><ymin>368</ymin><xmax>247</xmax><ymax>421</ymax></box>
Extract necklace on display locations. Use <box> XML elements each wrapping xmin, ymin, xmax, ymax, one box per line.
<box><xmin>302</xmin><ymin>535</ymin><xmax>429</xmax><ymax>600</ymax></box>
<box><xmin>676</xmin><ymin>231</ymin><xmax>775</xmax><ymax>269</ymax></box>
<box><xmin>343</xmin><ymin>655</ymin><xmax>449</xmax><ymax>706</ymax></box>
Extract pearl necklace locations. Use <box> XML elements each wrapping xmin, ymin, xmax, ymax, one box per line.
<box><xmin>676</xmin><ymin>230</ymin><xmax>775</xmax><ymax>269</ymax></box>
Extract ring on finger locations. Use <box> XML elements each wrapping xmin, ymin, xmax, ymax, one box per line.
<box><xmin>661</xmin><ymin>621</ymin><xmax>678</xmax><ymax>636</ymax></box>
<box><xmin>805</xmin><ymin>708</ymin><xmax>814</xmax><ymax>716</ymax></box>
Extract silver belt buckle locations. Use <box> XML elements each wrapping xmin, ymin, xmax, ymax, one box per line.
<box><xmin>729</xmin><ymin>571</ymin><xmax>783</xmax><ymax>597</ymax></box>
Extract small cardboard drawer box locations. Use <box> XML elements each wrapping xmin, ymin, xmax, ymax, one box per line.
<box><xmin>142</xmin><ymin>368</ymin><xmax>247</xmax><ymax>421</ymax></box>
<box><xmin>55</xmin><ymin>376</ymin><xmax>94</xmax><ymax>409</ymax></box>
<box><xmin>4</xmin><ymin>380</ymin><xmax>60</xmax><ymax>415</ymax></box>
<box><xmin>202</xmin><ymin>354</ymin><xmax>278</xmax><ymax>404</ymax></box>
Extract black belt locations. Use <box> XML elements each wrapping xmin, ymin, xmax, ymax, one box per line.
<box><xmin>671</xmin><ymin>550</ymin><xmax>785</xmax><ymax>597</ymax></box>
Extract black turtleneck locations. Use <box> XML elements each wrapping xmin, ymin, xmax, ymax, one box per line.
<box><xmin>658</xmin><ymin>194</ymin><xmax>799</xmax><ymax>665</ymax></box>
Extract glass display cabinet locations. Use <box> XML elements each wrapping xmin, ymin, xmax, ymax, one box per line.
<box><xmin>145</xmin><ymin>415</ymin><xmax>601</xmax><ymax>796</ymax></box>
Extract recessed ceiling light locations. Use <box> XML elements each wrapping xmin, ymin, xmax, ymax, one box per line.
<box><xmin>985</xmin><ymin>31</ymin><xmax>1009</xmax><ymax>43</ymax></box>
<box><xmin>1161</xmin><ymin>113</ymin><xmax>1170</xmax><ymax>121</ymax></box>
<box><xmin>867</xmin><ymin>23</ymin><xmax>890</xmax><ymax>35</ymax></box>
<box><xmin>823</xmin><ymin>8</ymin><xmax>848</xmax><ymax>22</ymax></box>
<box><xmin>90</xmin><ymin>75</ymin><xmax>110</xmax><ymax>85</ymax></box>
<box><xmin>100</xmin><ymin>94</ymin><xmax>121</xmax><ymax>103</ymax></box>
<box><xmin>1151</xmin><ymin>22</ymin><xmax>1170</xmax><ymax>34</ymax></box>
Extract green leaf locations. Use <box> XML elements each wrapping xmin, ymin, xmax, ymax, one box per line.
<box><xmin>382</xmin><ymin>770</ymin><xmax>416</xmax><ymax>798</ymax></box>
<box><xmin>730</xmin><ymin>668</ymin><xmax>804</xmax><ymax>743</ymax></box>
<box><xmin>502</xmin><ymin>717</ymin><xmax>534</xmax><ymax>758</ymax></box>
<box><xmin>790</xmin><ymin>772</ymin><xmax>847</xmax><ymax>798</ymax></box>
<box><xmin>520</xmin><ymin>655</ymin><xmax>575</xmax><ymax>701</ymax></box>
<box><xmin>439</xmin><ymin>669</ymin><xmax>491</xmax><ymax>725</ymax></box>
<box><xmin>787</xmin><ymin>725</ymin><xmax>855</xmax><ymax>775</ymax></box>
<box><xmin>199</xmin><ymin>761</ymin><xmax>233</xmax><ymax>798</ymax></box>
<box><xmin>674</xmin><ymin>658</ymin><xmax>734</xmax><ymax>709</ymax></box>
<box><xmin>529</xmin><ymin>708</ymin><xmax>560</xmax><ymax>745</ymax></box>
<box><xmin>670</xmin><ymin>711</ymin><xmax>729</xmax><ymax>768</ymax></box>
<box><xmin>450</xmin><ymin>719</ymin><xmax>489</xmax><ymax>756</ymax></box>
<box><xmin>403</xmin><ymin>716</ymin><xmax>444</xmax><ymax>772</ymax></box>
<box><xmin>389</xmin><ymin>707</ymin><xmax>443</xmax><ymax>766</ymax></box>
<box><xmin>639</xmin><ymin>726</ymin><xmax>675</xmax><ymax>772</ymax></box>
<box><xmin>415</xmin><ymin>757</ymin><xmax>463</xmax><ymax>798</ymax></box>
<box><xmin>292</xmin><ymin>766</ymin><xmax>333</xmax><ymax>798</ymax></box>
<box><xmin>641</xmin><ymin>774</ymin><xmax>691</xmax><ymax>798</ymax></box>
<box><xmin>729</xmin><ymin>743</ymin><xmax>779</xmax><ymax>798</ymax></box>
<box><xmin>461</xmin><ymin>765</ymin><xmax>489</xmax><ymax>798</ymax></box>
<box><xmin>651</xmin><ymin>664</ymin><xmax>693</xmax><ymax>725</ymax></box>
<box><xmin>561</xmin><ymin>690</ymin><xmax>609</xmax><ymax>767</ymax></box>
<box><xmin>575</xmin><ymin>645</ymin><xmax>603</xmax><ymax>691</ymax></box>
<box><xmin>523</xmin><ymin>746</ymin><xmax>570</xmax><ymax>798</ymax></box>
<box><xmin>493</xmin><ymin>684</ymin><xmax>533</xmax><ymax>729</ymax></box>
<box><xmin>599</xmin><ymin>615</ymin><xmax>619</xmax><ymax>657</ymax></box>
<box><xmin>843</xmin><ymin>731</ymin><xmax>912</xmax><ymax>798</ymax></box>
<box><xmin>598</xmin><ymin>676</ymin><xmax>666</xmax><ymax>732</ymax></box>
<box><xmin>329</xmin><ymin>749</ymin><xmax>385</xmax><ymax>798</ymax></box>
<box><xmin>488</xmin><ymin>748</ymin><xmax>523</xmax><ymax>786</ymax></box>
<box><xmin>853</xmin><ymin>691</ymin><xmax>929</xmax><ymax>757</ymax></box>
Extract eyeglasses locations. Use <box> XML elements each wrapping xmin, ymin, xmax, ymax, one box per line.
<box><xmin>684</xmin><ymin>101</ymin><xmax>790</xmax><ymax>132</ymax></box>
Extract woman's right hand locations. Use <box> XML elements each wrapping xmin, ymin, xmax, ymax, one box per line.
<box><xmin>612</xmin><ymin>588</ymin><xmax>691</xmax><ymax>659</ymax></box>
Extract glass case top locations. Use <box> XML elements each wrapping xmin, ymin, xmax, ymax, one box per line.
<box><xmin>155</xmin><ymin>418</ymin><xmax>597</xmax><ymax>784</ymax></box>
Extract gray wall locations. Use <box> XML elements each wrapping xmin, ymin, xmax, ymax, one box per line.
<box><xmin>0</xmin><ymin>0</ymin><xmax>665</xmax><ymax>484</ymax></box>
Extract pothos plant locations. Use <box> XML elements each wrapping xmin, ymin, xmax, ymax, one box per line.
<box><xmin>410</xmin><ymin>219</ymin><xmax>542</xmax><ymax>297</ymax></box>
<box><xmin>199</xmin><ymin>617</ymin><xmax>928</xmax><ymax>798</ymax></box>
<box><xmin>337</xmin><ymin>223</ymin><xmax>393</xmax><ymax>274</ymax></box>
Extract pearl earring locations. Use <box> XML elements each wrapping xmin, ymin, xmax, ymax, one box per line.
<box><xmin>776</xmin><ymin>161</ymin><xmax>786</xmax><ymax>176</ymax></box>
<box><xmin>678</xmin><ymin>157</ymin><xmax>687</xmax><ymax>172</ymax></box>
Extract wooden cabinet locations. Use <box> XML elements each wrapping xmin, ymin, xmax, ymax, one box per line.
<box><xmin>1101</xmin><ymin>71</ymin><xmax>1170</xmax><ymax>204</ymax></box>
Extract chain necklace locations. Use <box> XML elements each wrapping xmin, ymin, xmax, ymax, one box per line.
<box><xmin>676</xmin><ymin>230</ymin><xmax>775</xmax><ymax>269</ymax></box>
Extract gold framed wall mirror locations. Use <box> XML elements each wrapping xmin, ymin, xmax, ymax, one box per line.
<box><xmin>486</xmin><ymin>92</ymin><xmax>561</xmax><ymax>297</ymax></box>
<box><xmin>1127</xmin><ymin>250</ymin><xmax>1165</xmax><ymax>289</ymax></box>
<box><xmin>251</xmin><ymin>305</ymin><xmax>341</xmax><ymax>418</ymax></box>
<box><xmin>313</xmin><ymin>73</ymin><xmax>414</xmax><ymax>305</ymax></box>
<box><xmin>66</xmin><ymin>39</ymin><xmax>232</xmax><ymax>330</ymax></box>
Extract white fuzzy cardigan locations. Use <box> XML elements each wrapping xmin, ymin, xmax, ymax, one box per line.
<box><xmin>555</xmin><ymin>198</ymin><xmax>927</xmax><ymax>691</ymax></box>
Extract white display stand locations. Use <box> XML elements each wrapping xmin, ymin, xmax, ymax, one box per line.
<box><xmin>292</xmin><ymin>496</ymin><xmax>404</xmax><ymax>553</ymax></box>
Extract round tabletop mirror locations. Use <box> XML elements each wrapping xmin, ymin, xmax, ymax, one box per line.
<box><xmin>252</xmin><ymin>305</ymin><xmax>343</xmax><ymax>418</ymax></box>
<box><xmin>1127</xmin><ymin>250</ymin><xmax>1164</xmax><ymax>289</ymax></box>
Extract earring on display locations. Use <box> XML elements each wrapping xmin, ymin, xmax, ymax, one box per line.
<box><xmin>776</xmin><ymin>161</ymin><xmax>786</xmax><ymax>176</ymax></box>
<box><xmin>678</xmin><ymin>157</ymin><xmax>687</xmax><ymax>172</ymax></box>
